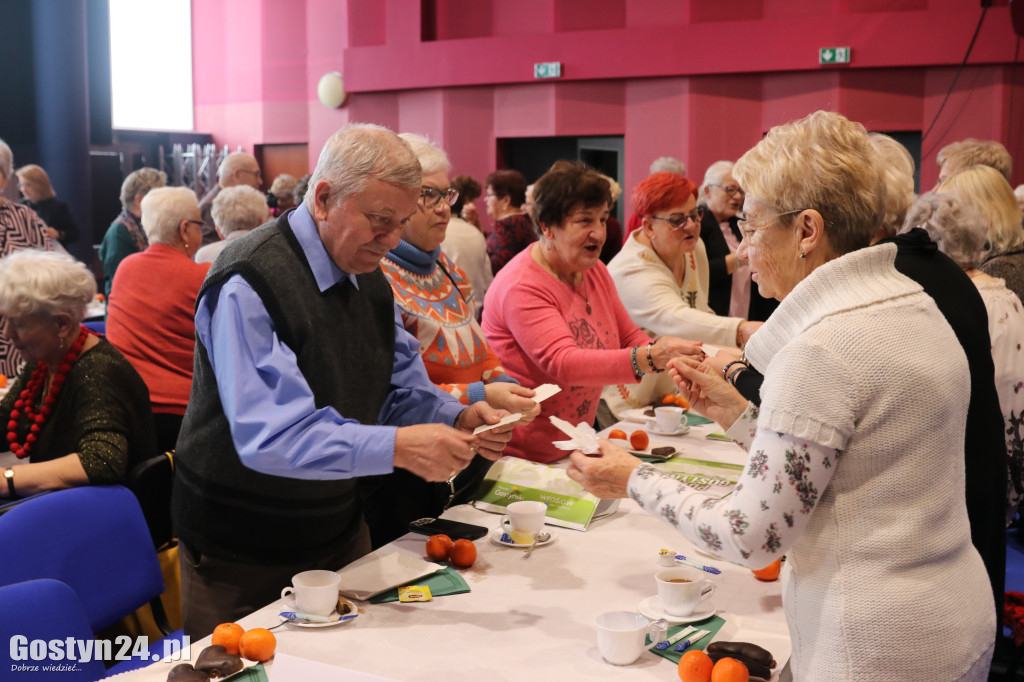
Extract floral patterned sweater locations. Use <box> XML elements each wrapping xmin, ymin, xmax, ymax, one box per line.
<box><xmin>628</xmin><ymin>244</ymin><xmax>995</xmax><ymax>681</ymax></box>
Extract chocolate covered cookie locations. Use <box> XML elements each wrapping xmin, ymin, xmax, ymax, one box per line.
<box><xmin>167</xmin><ymin>663</ymin><xmax>211</xmax><ymax>682</ymax></box>
<box><xmin>195</xmin><ymin>645</ymin><xmax>243</xmax><ymax>677</ymax></box>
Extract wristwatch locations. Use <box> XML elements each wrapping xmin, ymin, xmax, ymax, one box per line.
<box><xmin>3</xmin><ymin>468</ymin><xmax>14</xmax><ymax>498</ymax></box>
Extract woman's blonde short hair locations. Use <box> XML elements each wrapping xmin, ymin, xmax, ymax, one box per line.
<box><xmin>0</xmin><ymin>138</ymin><xmax>12</xmax><ymax>181</ymax></box>
<box><xmin>398</xmin><ymin>133</ymin><xmax>452</xmax><ymax>177</ymax></box>
<box><xmin>938</xmin><ymin>165</ymin><xmax>1024</xmax><ymax>255</ymax></box>
<box><xmin>901</xmin><ymin>192</ymin><xmax>990</xmax><ymax>270</ymax></box>
<box><xmin>869</xmin><ymin>133</ymin><xmax>916</xmax><ymax>239</ymax></box>
<box><xmin>211</xmin><ymin>185</ymin><xmax>268</xmax><ymax>236</ymax></box>
<box><xmin>140</xmin><ymin>186</ymin><xmax>199</xmax><ymax>246</ymax></box>
<box><xmin>733</xmin><ymin>110</ymin><xmax>885</xmax><ymax>256</ymax></box>
<box><xmin>120</xmin><ymin>167</ymin><xmax>167</xmax><ymax>212</ymax></box>
<box><xmin>14</xmin><ymin>165</ymin><xmax>56</xmax><ymax>200</ymax></box>
<box><xmin>0</xmin><ymin>250</ymin><xmax>96</xmax><ymax>323</ymax></box>
<box><xmin>268</xmin><ymin>174</ymin><xmax>298</xmax><ymax>202</ymax></box>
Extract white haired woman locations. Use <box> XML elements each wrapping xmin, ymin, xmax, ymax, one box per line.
<box><xmin>568</xmin><ymin>111</ymin><xmax>995</xmax><ymax>680</ymax></box>
<box><xmin>98</xmin><ymin>167</ymin><xmax>167</xmax><ymax>299</ymax></box>
<box><xmin>0</xmin><ymin>251</ymin><xmax>156</xmax><ymax>498</ymax></box>
<box><xmin>361</xmin><ymin>133</ymin><xmax>541</xmax><ymax>546</ymax></box>
<box><xmin>0</xmin><ymin>138</ymin><xmax>54</xmax><ymax>377</ymax></box>
<box><xmin>698</xmin><ymin>160</ymin><xmax>777</xmax><ymax>322</ymax></box>
<box><xmin>194</xmin><ymin>185</ymin><xmax>269</xmax><ymax>264</ymax></box>
<box><xmin>938</xmin><ymin>164</ymin><xmax>1024</xmax><ymax>305</ymax></box>
<box><xmin>904</xmin><ymin>191</ymin><xmax>1024</xmax><ymax>525</ymax></box>
<box><xmin>106</xmin><ymin>187</ymin><xmax>211</xmax><ymax>452</ymax></box>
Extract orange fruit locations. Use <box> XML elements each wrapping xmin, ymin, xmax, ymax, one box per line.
<box><xmin>629</xmin><ymin>430</ymin><xmax>649</xmax><ymax>451</ymax></box>
<box><xmin>449</xmin><ymin>538</ymin><xmax>477</xmax><ymax>568</ymax></box>
<box><xmin>711</xmin><ymin>657</ymin><xmax>749</xmax><ymax>682</ymax></box>
<box><xmin>607</xmin><ymin>429</ymin><xmax>627</xmax><ymax>441</ymax></box>
<box><xmin>238</xmin><ymin>627</ymin><xmax>276</xmax><ymax>662</ymax></box>
<box><xmin>425</xmin><ymin>534</ymin><xmax>453</xmax><ymax>562</ymax></box>
<box><xmin>210</xmin><ymin>622</ymin><xmax>244</xmax><ymax>655</ymax></box>
<box><xmin>661</xmin><ymin>393</ymin><xmax>678</xmax><ymax>405</ymax></box>
<box><xmin>752</xmin><ymin>558</ymin><xmax>782</xmax><ymax>581</ymax></box>
<box><xmin>678</xmin><ymin>649</ymin><xmax>714</xmax><ymax>682</ymax></box>
<box><xmin>0</xmin><ymin>374</ymin><xmax>7</xmax><ymax>389</ymax></box>
<box><xmin>674</xmin><ymin>394</ymin><xmax>691</xmax><ymax>410</ymax></box>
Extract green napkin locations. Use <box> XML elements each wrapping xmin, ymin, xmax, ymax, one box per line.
<box><xmin>685</xmin><ymin>412</ymin><xmax>715</xmax><ymax>427</ymax></box>
<box><xmin>645</xmin><ymin>615</ymin><xmax>728</xmax><ymax>664</ymax></box>
<box><xmin>368</xmin><ymin>566</ymin><xmax>470</xmax><ymax>603</ymax></box>
<box><xmin>232</xmin><ymin>663</ymin><xmax>268</xmax><ymax>681</ymax></box>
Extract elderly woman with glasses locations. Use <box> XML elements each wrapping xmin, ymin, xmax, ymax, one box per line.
<box><xmin>568</xmin><ymin>112</ymin><xmax>995</xmax><ymax>681</ymax></box>
<box><xmin>362</xmin><ymin>134</ymin><xmax>542</xmax><ymax>546</ymax></box>
<box><xmin>483</xmin><ymin>163</ymin><xmax>700</xmax><ymax>464</ymax></box>
<box><xmin>0</xmin><ymin>250</ymin><xmax>156</xmax><ymax>499</ymax></box>
<box><xmin>106</xmin><ymin>187</ymin><xmax>211</xmax><ymax>453</ymax></box>
<box><xmin>698</xmin><ymin>161</ymin><xmax>778</xmax><ymax>323</ymax></box>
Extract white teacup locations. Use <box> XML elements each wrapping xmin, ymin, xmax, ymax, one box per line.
<box><xmin>646</xmin><ymin>406</ymin><xmax>689</xmax><ymax>434</ymax></box>
<box><xmin>281</xmin><ymin>569</ymin><xmax>341</xmax><ymax>616</ymax></box>
<box><xmin>655</xmin><ymin>567</ymin><xmax>716</xmax><ymax>617</ymax></box>
<box><xmin>594</xmin><ymin>611</ymin><xmax>659</xmax><ymax>665</ymax></box>
<box><xmin>500</xmin><ymin>500</ymin><xmax>547</xmax><ymax>544</ymax></box>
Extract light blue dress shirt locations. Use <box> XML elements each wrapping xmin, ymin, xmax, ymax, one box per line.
<box><xmin>194</xmin><ymin>204</ymin><xmax>464</xmax><ymax>480</ymax></box>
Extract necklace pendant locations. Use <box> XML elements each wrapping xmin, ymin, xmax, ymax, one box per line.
<box><xmin>586</xmin><ymin>302</ymin><xmax>592</xmax><ymax>315</ymax></box>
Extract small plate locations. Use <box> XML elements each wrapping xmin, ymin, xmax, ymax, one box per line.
<box><xmin>649</xmin><ymin>424</ymin><xmax>691</xmax><ymax>437</ymax></box>
<box><xmin>278</xmin><ymin>594</ymin><xmax>359</xmax><ymax>628</ymax></box>
<box><xmin>638</xmin><ymin>595</ymin><xmax>716</xmax><ymax>625</ymax></box>
<box><xmin>488</xmin><ymin>527</ymin><xmax>557</xmax><ymax>549</ymax></box>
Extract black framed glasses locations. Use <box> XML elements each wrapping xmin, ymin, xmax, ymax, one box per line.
<box><xmin>421</xmin><ymin>186</ymin><xmax>459</xmax><ymax>209</ymax></box>
<box><xmin>710</xmin><ymin>184</ymin><xmax>744</xmax><ymax>196</ymax></box>
<box><xmin>649</xmin><ymin>210</ymin><xmax>700</xmax><ymax>229</ymax></box>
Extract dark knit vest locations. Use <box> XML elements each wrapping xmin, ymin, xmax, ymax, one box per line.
<box><xmin>172</xmin><ymin>211</ymin><xmax>396</xmax><ymax>563</ymax></box>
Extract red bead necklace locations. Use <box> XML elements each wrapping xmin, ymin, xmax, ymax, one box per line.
<box><xmin>6</xmin><ymin>326</ymin><xmax>90</xmax><ymax>459</ymax></box>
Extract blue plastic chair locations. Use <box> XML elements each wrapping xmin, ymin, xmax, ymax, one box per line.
<box><xmin>0</xmin><ymin>579</ymin><xmax>108</xmax><ymax>680</ymax></box>
<box><xmin>0</xmin><ymin>486</ymin><xmax>170</xmax><ymax>634</ymax></box>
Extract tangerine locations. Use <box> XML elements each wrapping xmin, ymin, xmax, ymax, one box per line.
<box><xmin>210</xmin><ymin>622</ymin><xmax>244</xmax><ymax>655</ymax></box>
<box><xmin>711</xmin><ymin>657</ymin><xmax>749</xmax><ymax>682</ymax></box>
<box><xmin>238</xmin><ymin>627</ymin><xmax>276</xmax><ymax>662</ymax></box>
<box><xmin>449</xmin><ymin>538</ymin><xmax>477</xmax><ymax>568</ymax></box>
<box><xmin>678</xmin><ymin>649</ymin><xmax>713</xmax><ymax>682</ymax></box>
<box><xmin>752</xmin><ymin>558</ymin><xmax>782</xmax><ymax>581</ymax></box>
<box><xmin>661</xmin><ymin>393</ymin><xmax>678</xmax><ymax>405</ymax></box>
<box><xmin>674</xmin><ymin>394</ymin><xmax>691</xmax><ymax>410</ymax></box>
<box><xmin>608</xmin><ymin>429</ymin><xmax>628</xmax><ymax>441</ymax></box>
<box><xmin>629</xmin><ymin>430</ymin><xmax>650</xmax><ymax>451</ymax></box>
<box><xmin>425</xmin><ymin>534</ymin><xmax>453</xmax><ymax>562</ymax></box>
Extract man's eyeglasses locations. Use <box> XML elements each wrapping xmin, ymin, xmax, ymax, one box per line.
<box><xmin>737</xmin><ymin>209</ymin><xmax>806</xmax><ymax>240</ymax></box>
<box><xmin>650</xmin><ymin>211</ymin><xmax>701</xmax><ymax>229</ymax></box>
<box><xmin>238</xmin><ymin>168</ymin><xmax>262</xmax><ymax>178</ymax></box>
<box><xmin>421</xmin><ymin>186</ymin><xmax>459</xmax><ymax>210</ymax></box>
<box><xmin>710</xmin><ymin>184</ymin><xmax>744</xmax><ymax>196</ymax></box>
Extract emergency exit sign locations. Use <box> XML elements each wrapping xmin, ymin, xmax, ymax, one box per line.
<box><xmin>534</xmin><ymin>62</ymin><xmax>562</xmax><ymax>78</ymax></box>
<box><xmin>819</xmin><ymin>47</ymin><xmax>851</xmax><ymax>64</ymax></box>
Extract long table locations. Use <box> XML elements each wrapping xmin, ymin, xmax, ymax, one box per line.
<box><xmin>121</xmin><ymin>418</ymin><xmax>792</xmax><ymax>681</ymax></box>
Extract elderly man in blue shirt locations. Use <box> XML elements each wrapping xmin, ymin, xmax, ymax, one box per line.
<box><xmin>173</xmin><ymin>124</ymin><xmax>514</xmax><ymax>638</ymax></box>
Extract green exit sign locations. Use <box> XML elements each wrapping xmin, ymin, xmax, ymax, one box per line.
<box><xmin>819</xmin><ymin>47</ymin><xmax>851</xmax><ymax>64</ymax></box>
<box><xmin>534</xmin><ymin>62</ymin><xmax>562</xmax><ymax>79</ymax></box>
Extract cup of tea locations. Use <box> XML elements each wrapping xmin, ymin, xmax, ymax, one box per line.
<box><xmin>594</xmin><ymin>610</ymin><xmax>660</xmax><ymax>665</ymax></box>
<box><xmin>655</xmin><ymin>567</ymin><xmax>716</xmax><ymax>617</ymax></box>
<box><xmin>500</xmin><ymin>500</ymin><xmax>547</xmax><ymax>544</ymax></box>
<box><xmin>281</xmin><ymin>569</ymin><xmax>341</xmax><ymax>616</ymax></box>
<box><xmin>646</xmin><ymin>406</ymin><xmax>689</xmax><ymax>434</ymax></box>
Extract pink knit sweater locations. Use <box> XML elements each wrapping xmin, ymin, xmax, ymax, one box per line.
<box><xmin>482</xmin><ymin>245</ymin><xmax>651</xmax><ymax>462</ymax></box>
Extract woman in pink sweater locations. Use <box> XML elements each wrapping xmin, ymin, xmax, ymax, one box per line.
<box><xmin>482</xmin><ymin>164</ymin><xmax>699</xmax><ymax>463</ymax></box>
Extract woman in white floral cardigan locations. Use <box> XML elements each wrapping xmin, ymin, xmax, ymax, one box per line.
<box><xmin>568</xmin><ymin>111</ymin><xmax>995</xmax><ymax>681</ymax></box>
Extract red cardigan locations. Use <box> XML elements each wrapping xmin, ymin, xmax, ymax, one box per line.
<box><xmin>106</xmin><ymin>243</ymin><xmax>211</xmax><ymax>415</ymax></box>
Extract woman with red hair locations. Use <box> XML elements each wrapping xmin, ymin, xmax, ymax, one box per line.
<box><xmin>609</xmin><ymin>172</ymin><xmax>760</xmax><ymax>348</ymax></box>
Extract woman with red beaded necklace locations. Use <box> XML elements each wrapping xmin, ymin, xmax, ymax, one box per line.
<box><xmin>0</xmin><ymin>250</ymin><xmax>156</xmax><ymax>499</ymax></box>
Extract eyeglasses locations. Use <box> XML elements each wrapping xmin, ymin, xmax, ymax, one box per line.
<box><xmin>184</xmin><ymin>219</ymin><xmax>204</xmax><ymax>228</ymax></box>
<box><xmin>710</xmin><ymin>184</ymin><xmax>745</xmax><ymax>196</ymax></box>
<box><xmin>420</xmin><ymin>186</ymin><xmax>459</xmax><ymax>210</ymax></box>
<box><xmin>737</xmin><ymin>209</ymin><xmax>807</xmax><ymax>240</ymax></box>
<box><xmin>238</xmin><ymin>168</ymin><xmax>262</xmax><ymax>178</ymax></box>
<box><xmin>649</xmin><ymin>211</ymin><xmax>701</xmax><ymax>229</ymax></box>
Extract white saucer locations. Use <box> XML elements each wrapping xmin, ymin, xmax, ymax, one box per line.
<box><xmin>488</xmin><ymin>527</ymin><xmax>557</xmax><ymax>549</ymax></box>
<box><xmin>638</xmin><ymin>595</ymin><xmax>716</xmax><ymax>625</ymax></box>
<box><xmin>650</xmin><ymin>425</ymin><xmax>690</xmax><ymax>437</ymax></box>
<box><xmin>278</xmin><ymin>594</ymin><xmax>359</xmax><ymax>628</ymax></box>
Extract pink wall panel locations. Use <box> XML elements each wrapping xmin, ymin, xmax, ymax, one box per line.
<box><xmin>625</xmin><ymin>0</ymin><xmax>689</xmax><ymax>27</ymax></box>
<box><xmin>494</xmin><ymin>83</ymin><xmax>557</xmax><ymax>137</ymax></box>
<box><xmin>259</xmin><ymin>101</ymin><xmax>310</xmax><ymax>144</ymax></box>
<box><xmin>554</xmin><ymin>81</ymin><xmax>625</xmax><ymax>136</ymax></box>
<box><xmin>398</xmin><ymin>90</ymin><xmax>445</xmax><ymax>140</ymax></box>
<box><xmin>441</xmin><ymin>87</ymin><xmax>497</xmax><ymax>183</ymax></box>
<box><xmin>347</xmin><ymin>0</ymin><xmax>384</xmax><ymax>47</ymax></box>
<box><xmin>762</xmin><ymin>71</ymin><xmax>840</xmax><ymax>129</ymax></box>
<box><xmin>555</xmin><ymin>0</ymin><xmax>626</xmax><ymax>32</ymax></box>
<box><xmin>690</xmin><ymin>0</ymin><xmax>763</xmax><ymax>22</ymax></box>
<box><xmin>435</xmin><ymin>0</ymin><xmax>493</xmax><ymax>39</ymax></box>
<box><xmin>840</xmin><ymin>68</ymin><xmax>923</xmax><ymax>132</ymax></box>
<box><xmin>623</xmin><ymin>78</ymin><xmax>691</xmax><ymax>206</ymax></box>
<box><xmin>194</xmin><ymin>103</ymin><xmax>263</xmax><ymax>153</ymax></box>
<box><xmin>259</xmin><ymin>0</ymin><xmax>309</xmax><ymax>102</ymax></box>
<box><xmin>763</xmin><ymin>0</ymin><xmax>832</xmax><ymax>19</ymax></box>
<box><xmin>687</xmin><ymin>75</ymin><xmax>765</xmax><ymax>185</ymax></box>
<box><xmin>492</xmin><ymin>0</ymin><xmax>553</xmax><ymax>35</ymax></box>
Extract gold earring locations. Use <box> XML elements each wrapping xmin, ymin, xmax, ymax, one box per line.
<box><xmin>799</xmin><ymin>250</ymin><xmax>806</xmax><ymax>259</ymax></box>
